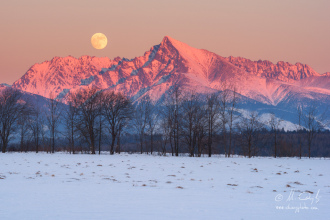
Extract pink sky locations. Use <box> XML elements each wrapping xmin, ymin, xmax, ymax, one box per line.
<box><xmin>0</xmin><ymin>0</ymin><xmax>329</xmax><ymax>84</ymax></box>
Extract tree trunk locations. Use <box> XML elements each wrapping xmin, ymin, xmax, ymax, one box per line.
<box><xmin>228</xmin><ymin>123</ymin><xmax>232</xmax><ymax>157</ymax></box>
<box><xmin>208</xmin><ymin>118</ymin><xmax>212</xmax><ymax>157</ymax></box>
<box><xmin>170</xmin><ymin>134</ymin><xmax>174</xmax><ymax>156</ymax></box>
<box><xmin>117</xmin><ymin>134</ymin><xmax>121</xmax><ymax>154</ymax></box>
<box><xmin>223</xmin><ymin>130</ymin><xmax>227</xmax><ymax>157</ymax></box>
<box><xmin>150</xmin><ymin>132</ymin><xmax>153</xmax><ymax>155</ymax></box>
<box><xmin>175</xmin><ymin>126</ymin><xmax>179</xmax><ymax>157</ymax></box>
<box><xmin>98</xmin><ymin>120</ymin><xmax>102</xmax><ymax>155</ymax></box>
<box><xmin>2</xmin><ymin>142</ymin><xmax>6</xmax><ymax>153</ymax></box>
<box><xmin>71</xmin><ymin>124</ymin><xmax>75</xmax><ymax>154</ymax></box>
<box><xmin>140</xmin><ymin>134</ymin><xmax>143</xmax><ymax>154</ymax></box>
<box><xmin>299</xmin><ymin>140</ymin><xmax>302</xmax><ymax>159</ymax></box>
<box><xmin>20</xmin><ymin>130</ymin><xmax>24</xmax><ymax>153</ymax></box>
<box><xmin>163</xmin><ymin>137</ymin><xmax>167</xmax><ymax>156</ymax></box>
<box><xmin>110</xmin><ymin>134</ymin><xmax>116</xmax><ymax>155</ymax></box>
<box><xmin>274</xmin><ymin>131</ymin><xmax>277</xmax><ymax>158</ymax></box>
<box><xmin>36</xmin><ymin>133</ymin><xmax>39</xmax><ymax>153</ymax></box>
<box><xmin>91</xmin><ymin>133</ymin><xmax>95</xmax><ymax>154</ymax></box>
<box><xmin>52</xmin><ymin>129</ymin><xmax>55</xmax><ymax>153</ymax></box>
<box><xmin>248</xmin><ymin>139</ymin><xmax>251</xmax><ymax>158</ymax></box>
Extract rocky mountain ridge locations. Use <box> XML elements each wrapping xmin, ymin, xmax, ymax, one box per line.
<box><xmin>10</xmin><ymin>36</ymin><xmax>329</xmax><ymax>109</ymax></box>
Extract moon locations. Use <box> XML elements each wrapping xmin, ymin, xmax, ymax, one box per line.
<box><xmin>91</xmin><ymin>33</ymin><xmax>107</xmax><ymax>49</ymax></box>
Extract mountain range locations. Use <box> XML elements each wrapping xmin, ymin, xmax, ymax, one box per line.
<box><xmin>6</xmin><ymin>36</ymin><xmax>330</xmax><ymax>129</ymax></box>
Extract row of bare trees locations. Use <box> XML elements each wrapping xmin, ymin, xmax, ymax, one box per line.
<box><xmin>0</xmin><ymin>87</ymin><xmax>133</xmax><ymax>154</ymax></box>
<box><xmin>0</xmin><ymin>86</ymin><xmax>328</xmax><ymax>158</ymax></box>
<box><xmin>156</xmin><ymin>86</ymin><xmax>240</xmax><ymax>157</ymax></box>
<box><xmin>63</xmin><ymin>88</ymin><xmax>133</xmax><ymax>155</ymax></box>
<box><xmin>133</xmin><ymin>87</ymin><xmax>327</xmax><ymax>158</ymax></box>
<box><xmin>0</xmin><ymin>89</ymin><xmax>26</xmax><ymax>153</ymax></box>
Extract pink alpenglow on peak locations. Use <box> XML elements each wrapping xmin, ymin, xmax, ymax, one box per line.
<box><xmin>11</xmin><ymin>36</ymin><xmax>330</xmax><ymax>106</ymax></box>
<box><xmin>12</xmin><ymin>56</ymin><xmax>119</xmax><ymax>98</ymax></box>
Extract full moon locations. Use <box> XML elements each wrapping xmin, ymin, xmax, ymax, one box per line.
<box><xmin>91</xmin><ymin>33</ymin><xmax>107</xmax><ymax>49</ymax></box>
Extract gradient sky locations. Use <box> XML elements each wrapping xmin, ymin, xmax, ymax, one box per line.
<box><xmin>1</xmin><ymin>0</ymin><xmax>329</xmax><ymax>84</ymax></box>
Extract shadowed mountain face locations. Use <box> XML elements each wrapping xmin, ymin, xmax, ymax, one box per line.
<box><xmin>10</xmin><ymin>36</ymin><xmax>330</xmax><ymax>124</ymax></box>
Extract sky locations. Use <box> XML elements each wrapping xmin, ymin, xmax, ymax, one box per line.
<box><xmin>0</xmin><ymin>0</ymin><xmax>329</xmax><ymax>84</ymax></box>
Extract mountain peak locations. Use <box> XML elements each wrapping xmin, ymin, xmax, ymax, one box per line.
<box><xmin>160</xmin><ymin>36</ymin><xmax>191</xmax><ymax>51</ymax></box>
<box><xmin>159</xmin><ymin>36</ymin><xmax>212</xmax><ymax>65</ymax></box>
<box><xmin>161</xmin><ymin>36</ymin><xmax>177</xmax><ymax>44</ymax></box>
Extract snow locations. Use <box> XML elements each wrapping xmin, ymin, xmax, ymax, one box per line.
<box><xmin>142</xmin><ymin>44</ymin><xmax>160</xmax><ymax>68</ymax></box>
<box><xmin>13</xmin><ymin>56</ymin><xmax>116</xmax><ymax>99</ymax></box>
<box><xmin>55</xmin><ymin>89</ymin><xmax>70</xmax><ymax>100</ymax></box>
<box><xmin>130</xmin><ymin>69</ymin><xmax>138</xmax><ymax>76</ymax></box>
<box><xmin>155</xmin><ymin>74</ymin><xmax>171</xmax><ymax>85</ymax></box>
<box><xmin>80</xmin><ymin>76</ymin><xmax>95</xmax><ymax>86</ymax></box>
<box><xmin>0</xmin><ymin>153</ymin><xmax>329</xmax><ymax>220</ymax></box>
<box><xmin>238</xmin><ymin>109</ymin><xmax>298</xmax><ymax>131</ymax></box>
<box><xmin>0</xmin><ymin>83</ymin><xmax>11</xmax><ymax>87</ymax></box>
<box><xmin>259</xmin><ymin>112</ymin><xmax>298</xmax><ymax>131</ymax></box>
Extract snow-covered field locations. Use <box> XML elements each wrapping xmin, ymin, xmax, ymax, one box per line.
<box><xmin>0</xmin><ymin>153</ymin><xmax>329</xmax><ymax>220</ymax></box>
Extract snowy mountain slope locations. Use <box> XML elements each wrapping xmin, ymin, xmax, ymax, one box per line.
<box><xmin>7</xmin><ymin>36</ymin><xmax>330</xmax><ymax>128</ymax></box>
<box><xmin>11</xmin><ymin>36</ymin><xmax>329</xmax><ymax>105</ymax></box>
<box><xmin>225</xmin><ymin>56</ymin><xmax>319</xmax><ymax>83</ymax></box>
<box><xmin>12</xmin><ymin>56</ymin><xmax>119</xmax><ymax>98</ymax></box>
<box><xmin>84</xmin><ymin>36</ymin><xmax>329</xmax><ymax>107</ymax></box>
<box><xmin>294</xmin><ymin>74</ymin><xmax>330</xmax><ymax>92</ymax></box>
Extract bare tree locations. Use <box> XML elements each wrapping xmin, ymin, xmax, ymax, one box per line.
<box><xmin>219</xmin><ymin>88</ymin><xmax>230</xmax><ymax>157</ymax></box>
<box><xmin>97</xmin><ymin>93</ymin><xmax>105</xmax><ymax>155</ymax></box>
<box><xmin>0</xmin><ymin>88</ymin><xmax>26</xmax><ymax>153</ymax></box>
<box><xmin>159</xmin><ymin>114</ymin><xmax>170</xmax><ymax>155</ymax></box>
<box><xmin>75</xmin><ymin>88</ymin><xmax>101</xmax><ymax>154</ymax></box>
<box><xmin>296</xmin><ymin>105</ymin><xmax>303</xmax><ymax>159</ymax></box>
<box><xmin>64</xmin><ymin>92</ymin><xmax>80</xmax><ymax>154</ymax></box>
<box><xmin>228</xmin><ymin>87</ymin><xmax>238</xmax><ymax>157</ymax></box>
<box><xmin>102</xmin><ymin>91</ymin><xmax>132</xmax><ymax>155</ymax></box>
<box><xmin>236</xmin><ymin>111</ymin><xmax>264</xmax><ymax>158</ymax></box>
<box><xmin>169</xmin><ymin>87</ymin><xmax>183</xmax><ymax>156</ymax></box>
<box><xmin>268</xmin><ymin>113</ymin><xmax>282</xmax><ymax>158</ymax></box>
<box><xmin>161</xmin><ymin>99</ymin><xmax>175</xmax><ymax>156</ymax></box>
<box><xmin>18</xmin><ymin>104</ymin><xmax>33</xmax><ymax>152</ymax></box>
<box><xmin>158</xmin><ymin>87</ymin><xmax>184</xmax><ymax>157</ymax></box>
<box><xmin>29</xmin><ymin>99</ymin><xmax>44</xmax><ymax>153</ymax></box>
<box><xmin>40</xmin><ymin>118</ymin><xmax>47</xmax><ymax>152</ymax></box>
<box><xmin>133</xmin><ymin>99</ymin><xmax>149</xmax><ymax>154</ymax></box>
<box><xmin>98</xmin><ymin>107</ymin><xmax>103</xmax><ymax>155</ymax></box>
<box><xmin>115</xmin><ymin>124</ymin><xmax>123</xmax><ymax>154</ymax></box>
<box><xmin>195</xmin><ymin>108</ymin><xmax>207</xmax><ymax>157</ymax></box>
<box><xmin>205</xmin><ymin>93</ymin><xmax>220</xmax><ymax>157</ymax></box>
<box><xmin>144</xmin><ymin>95</ymin><xmax>157</xmax><ymax>154</ymax></box>
<box><xmin>46</xmin><ymin>92</ymin><xmax>62</xmax><ymax>153</ymax></box>
<box><xmin>18</xmin><ymin>116</ymin><xmax>28</xmax><ymax>152</ymax></box>
<box><xmin>302</xmin><ymin>102</ymin><xmax>327</xmax><ymax>158</ymax></box>
<box><xmin>182</xmin><ymin>92</ymin><xmax>201</xmax><ymax>157</ymax></box>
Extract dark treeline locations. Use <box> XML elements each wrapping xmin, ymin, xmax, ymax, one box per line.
<box><xmin>1</xmin><ymin>86</ymin><xmax>329</xmax><ymax>158</ymax></box>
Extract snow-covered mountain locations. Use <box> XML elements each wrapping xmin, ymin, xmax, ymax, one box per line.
<box><xmin>10</xmin><ymin>36</ymin><xmax>330</xmax><ymax>127</ymax></box>
<box><xmin>12</xmin><ymin>56</ymin><xmax>119</xmax><ymax>98</ymax></box>
<box><xmin>12</xmin><ymin>36</ymin><xmax>329</xmax><ymax>102</ymax></box>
